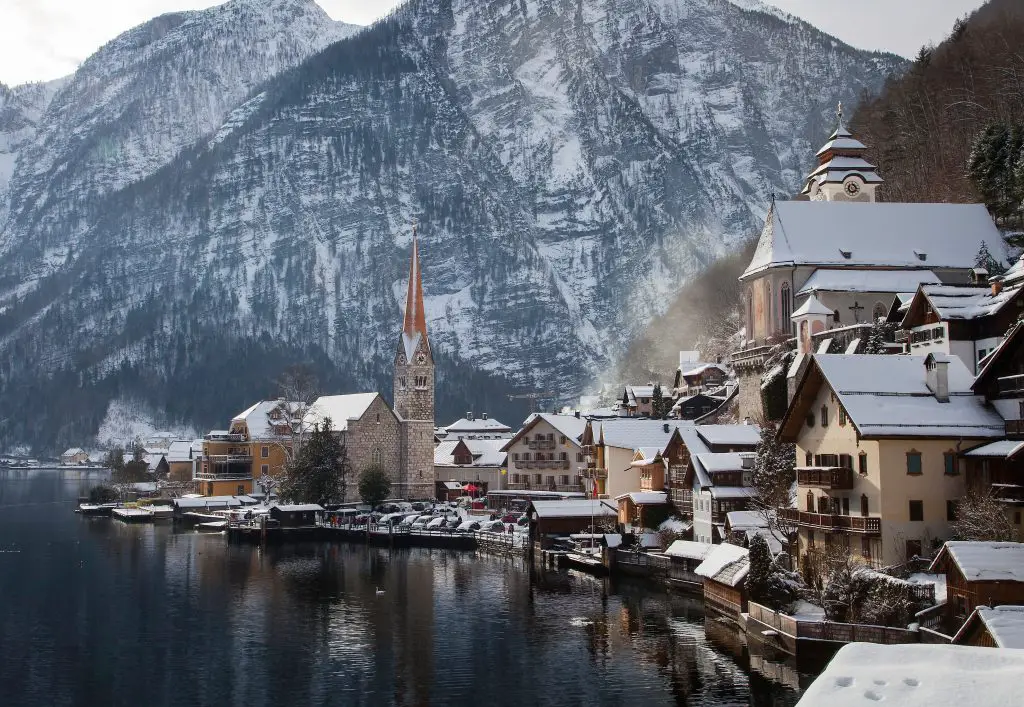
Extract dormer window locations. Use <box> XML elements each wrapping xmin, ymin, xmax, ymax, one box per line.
<box><xmin>914</xmin><ymin>250</ymin><xmax>927</xmax><ymax>262</ymax></box>
<box><xmin>839</xmin><ymin>248</ymin><xmax>852</xmax><ymax>259</ymax></box>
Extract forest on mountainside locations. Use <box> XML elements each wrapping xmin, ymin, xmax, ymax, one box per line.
<box><xmin>851</xmin><ymin>0</ymin><xmax>1024</xmax><ymax>209</ymax></box>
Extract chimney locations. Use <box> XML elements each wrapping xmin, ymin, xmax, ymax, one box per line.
<box><xmin>993</xmin><ymin>279</ymin><xmax>1004</xmax><ymax>296</ymax></box>
<box><xmin>575</xmin><ymin>410</ymin><xmax>581</xmax><ymax>419</ymax></box>
<box><xmin>926</xmin><ymin>355</ymin><xmax>949</xmax><ymax>403</ymax></box>
<box><xmin>482</xmin><ymin>412</ymin><xmax>488</xmax><ymax>420</ymax></box>
<box><xmin>466</xmin><ymin>411</ymin><xmax>472</xmax><ymax>421</ymax></box>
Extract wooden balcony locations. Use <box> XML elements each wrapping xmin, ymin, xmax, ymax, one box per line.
<box><xmin>779</xmin><ymin>508</ymin><xmax>881</xmax><ymax>535</ymax></box>
<box><xmin>997</xmin><ymin>374</ymin><xmax>1024</xmax><ymax>396</ymax></box>
<box><xmin>1005</xmin><ymin>419</ymin><xmax>1024</xmax><ymax>438</ymax></box>
<box><xmin>583</xmin><ymin>467</ymin><xmax>608</xmax><ymax>480</ymax></box>
<box><xmin>797</xmin><ymin>467</ymin><xmax>854</xmax><ymax>490</ymax></box>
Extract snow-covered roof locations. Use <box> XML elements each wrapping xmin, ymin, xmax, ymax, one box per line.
<box><xmin>955</xmin><ymin>605</ymin><xmax>1024</xmax><ymax>649</ymax></box>
<box><xmin>512</xmin><ymin>413</ymin><xmax>587</xmax><ymax>448</ymax></box>
<box><xmin>709</xmin><ymin>486</ymin><xmax>757</xmax><ymax>500</ymax></box>
<box><xmin>807</xmin><ymin>355</ymin><xmax>1005</xmax><ymax>439</ymax></box>
<box><xmin>681</xmin><ymin>363</ymin><xmax>727</xmax><ymax>378</ymax></box>
<box><xmin>597</xmin><ymin>419</ymin><xmax>695</xmax><ymax>451</ymax></box>
<box><xmin>305</xmin><ymin>393</ymin><xmax>380</xmax><ymax>432</ymax></box>
<box><xmin>433</xmin><ymin>439</ymin><xmax>508</xmax><ymax>467</ymax></box>
<box><xmin>797</xmin><ymin>269</ymin><xmax>941</xmax><ymax>296</ymax></box>
<box><xmin>696</xmin><ymin>425</ymin><xmax>761</xmax><ymax>448</ymax></box>
<box><xmin>614</xmin><ymin>491</ymin><xmax>668</xmax><ymax>505</ymax></box>
<box><xmin>166</xmin><ymin>440</ymin><xmax>193</xmax><ymax>463</ymax></box>
<box><xmin>232</xmin><ymin>400</ymin><xmax>304</xmax><ymax>439</ymax></box>
<box><xmin>792</xmin><ymin>293</ymin><xmax>834</xmax><ymax>318</ymax></box>
<box><xmin>963</xmin><ymin>440</ymin><xmax>1024</xmax><ymax>459</ymax></box>
<box><xmin>62</xmin><ymin>447</ymin><xmax>86</xmax><ymax>456</ymax></box>
<box><xmin>742</xmin><ymin>201</ymin><xmax>1004</xmax><ymax>280</ymax></box>
<box><xmin>909</xmin><ymin>283</ymin><xmax>1020</xmax><ymax>322</ymax></box>
<box><xmin>444</xmin><ymin>415</ymin><xmax>512</xmax><ymax>434</ymax></box>
<box><xmin>623</xmin><ymin>385</ymin><xmax>657</xmax><ymax>405</ymax></box>
<box><xmin>725</xmin><ymin>510</ymin><xmax>768</xmax><ymax>531</ymax></box>
<box><xmin>273</xmin><ymin>504</ymin><xmax>324</xmax><ymax>512</ymax></box>
<box><xmin>795</xmin><ymin>643</ymin><xmax>1024</xmax><ymax>707</ymax></box>
<box><xmin>815</xmin><ymin>136</ymin><xmax>868</xmax><ymax>157</ymax></box>
<box><xmin>931</xmin><ymin>541</ymin><xmax>1024</xmax><ymax>582</ymax></box>
<box><xmin>694</xmin><ymin>543</ymin><xmax>749</xmax><ymax>587</ymax></box>
<box><xmin>530</xmin><ymin>499</ymin><xmax>617</xmax><ymax>519</ymax></box>
<box><xmin>665</xmin><ymin>540</ymin><xmax>713</xmax><ymax>561</ymax></box>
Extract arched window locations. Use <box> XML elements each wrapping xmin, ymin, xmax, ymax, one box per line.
<box><xmin>806</xmin><ymin>490</ymin><xmax>814</xmax><ymax>512</ymax></box>
<box><xmin>780</xmin><ymin>282</ymin><xmax>792</xmax><ymax>333</ymax></box>
<box><xmin>833</xmin><ymin>309</ymin><xmax>841</xmax><ymax>324</ymax></box>
<box><xmin>765</xmin><ymin>281</ymin><xmax>773</xmax><ymax>334</ymax></box>
<box><xmin>873</xmin><ymin>302</ymin><xmax>887</xmax><ymax>322</ymax></box>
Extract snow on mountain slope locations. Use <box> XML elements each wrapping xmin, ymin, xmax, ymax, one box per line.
<box><xmin>0</xmin><ymin>0</ymin><xmax>904</xmax><ymax>451</ymax></box>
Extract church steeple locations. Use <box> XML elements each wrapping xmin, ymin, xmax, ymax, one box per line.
<box><xmin>399</xmin><ymin>224</ymin><xmax>431</xmax><ymax>363</ymax></box>
<box><xmin>799</xmin><ymin>102</ymin><xmax>883</xmax><ymax>202</ymax></box>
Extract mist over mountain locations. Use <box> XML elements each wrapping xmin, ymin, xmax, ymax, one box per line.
<box><xmin>0</xmin><ymin>0</ymin><xmax>904</xmax><ymax>451</ymax></box>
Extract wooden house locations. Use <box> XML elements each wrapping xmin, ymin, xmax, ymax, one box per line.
<box><xmin>695</xmin><ymin>543</ymin><xmax>750</xmax><ymax>619</ymax></box>
<box><xmin>528</xmin><ymin>499</ymin><xmax>617</xmax><ymax>539</ymax></box>
<box><xmin>952</xmin><ymin>605</ymin><xmax>1024</xmax><ymax>649</ymax></box>
<box><xmin>929</xmin><ymin>541</ymin><xmax>1024</xmax><ymax>628</ymax></box>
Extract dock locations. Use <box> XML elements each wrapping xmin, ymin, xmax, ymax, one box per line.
<box><xmin>112</xmin><ymin>507</ymin><xmax>154</xmax><ymax>522</ymax></box>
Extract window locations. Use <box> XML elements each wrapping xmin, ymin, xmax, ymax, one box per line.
<box><xmin>237</xmin><ymin>485</ymin><xmax>245</xmax><ymax>496</ymax></box>
<box><xmin>261</xmin><ymin>464</ymin><xmax>269</xmax><ymax>475</ymax></box>
<box><xmin>511</xmin><ymin>474</ymin><xmax>520</xmax><ymax>484</ymax></box>
<box><xmin>858</xmin><ymin>452</ymin><xmax>868</xmax><ymax>475</ymax></box>
<box><xmin>947</xmin><ymin>500</ymin><xmax>958</xmax><ymax>522</ymax></box>
<box><xmin>806</xmin><ymin>491</ymin><xmax>814</xmax><ymax>511</ymax></box>
<box><xmin>560</xmin><ymin>435</ymin><xmax>567</xmax><ymax>444</ymax></box>
<box><xmin>560</xmin><ymin>475</ymin><xmax>569</xmax><ymax>485</ymax></box>
<box><xmin>906</xmin><ymin>451</ymin><xmax>922</xmax><ymax>475</ymax></box>
<box><xmin>860</xmin><ymin>494</ymin><xmax>869</xmax><ymax>517</ymax></box>
<box><xmin>838</xmin><ymin>407</ymin><xmax>847</xmax><ymax>426</ymax></box>
<box><xmin>513</xmin><ymin>453</ymin><xmax>520</xmax><ymax>461</ymax></box>
<box><xmin>861</xmin><ymin>536</ymin><xmax>872</xmax><ymax>559</ymax></box>
<box><xmin>808</xmin><ymin>529</ymin><xmax>815</xmax><ymax>548</ymax></box>
<box><xmin>780</xmin><ymin>282</ymin><xmax>792</xmax><ymax>329</ymax></box>
<box><xmin>839</xmin><ymin>454</ymin><xmax>853</xmax><ymax>470</ymax></box>
<box><xmin>943</xmin><ymin>452</ymin><xmax>958</xmax><ymax>476</ymax></box>
<box><xmin>576</xmin><ymin>453</ymin><xmax>584</xmax><ymax>463</ymax></box>
<box><xmin>523</xmin><ymin>453</ymin><xmax>531</xmax><ymax>461</ymax></box>
<box><xmin>872</xmin><ymin>302</ymin><xmax>887</xmax><ymax>322</ymax></box>
<box><xmin>842</xmin><ymin>497</ymin><xmax>850</xmax><ymax>515</ymax></box>
<box><xmin>818</xmin><ymin>453</ymin><xmax>839</xmax><ymax>467</ymax></box>
<box><xmin>559</xmin><ymin>452</ymin><xmax>567</xmax><ymax>461</ymax></box>
<box><xmin>1015</xmin><ymin>511</ymin><xmax>1021</xmax><ymax>525</ymax></box>
<box><xmin>833</xmin><ymin>309</ymin><xmax>841</xmax><ymax>324</ymax></box>
<box><xmin>805</xmin><ymin>452</ymin><xmax>813</xmax><ymax>466</ymax></box>
<box><xmin>261</xmin><ymin>446</ymin><xmax>269</xmax><ymax>458</ymax></box>
<box><xmin>821</xmin><ymin>405</ymin><xmax>829</xmax><ymax>427</ymax></box>
<box><xmin>534</xmin><ymin>474</ymin><xmax>542</xmax><ymax>484</ymax></box>
<box><xmin>400</xmin><ymin>377</ymin><xmax>406</xmax><ymax>388</ymax></box>
<box><xmin>806</xmin><ymin>413</ymin><xmax>815</xmax><ymax>428</ymax></box>
<box><xmin>909</xmin><ymin>500</ymin><xmax>924</xmax><ymax>522</ymax></box>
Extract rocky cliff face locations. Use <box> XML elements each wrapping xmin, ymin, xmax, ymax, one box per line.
<box><xmin>0</xmin><ymin>0</ymin><xmax>904</xmax><ymax>451</ymax></box>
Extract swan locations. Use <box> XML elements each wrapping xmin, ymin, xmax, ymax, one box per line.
<box><xmin>376</xmin><ymin>587</ymin><xmax>385</xmax><ymax>596</ymax></box>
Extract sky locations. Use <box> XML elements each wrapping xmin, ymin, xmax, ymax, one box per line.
<box><xmin>0</xmin><ymin>0</ymin><xmax>990</xmax><ymax>86</ymax></box>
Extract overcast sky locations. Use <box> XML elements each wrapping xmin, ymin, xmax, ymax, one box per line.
<box><xmin>0</xmin><ymin>0</ymin><xmax>989</xmax><ymax>86</ymax></box>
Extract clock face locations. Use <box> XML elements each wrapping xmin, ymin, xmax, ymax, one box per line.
<box><xmin>416</xmin><ymin>352</ymin><xmax>427</xmax><ymax>364</ymax></box>
<box><xmin>397</xmin><ymin>354</ymin><xmax>406</xmax><ymax>365</ymax></box>
<box><xmin>845</xmin><ymin>180</ymin><xmax>861</xmax><ymax>196</ymax></box>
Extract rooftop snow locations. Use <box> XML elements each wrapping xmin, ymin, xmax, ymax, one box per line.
<box><xmin>434</xmin><ymin>439</ymin><xmax>508</xmax><ymax>467</ymax></box>
<box><xmin>597</xmin><ymin>419</ymin><xmax>695</xmax><ymax>451</ymax></box>
<box><xmin>742</xmin><ymin>202</ymin><xmax>1004</xmax><ymax>280</ymax></box>
<box><xmin>963</xmin><ymin>440</ymin><xmax>1024</xmax><ymax>459</ymax></box>
<box><xmin>232</xmin><ymin>400</ymin><xmax>303</xmax><ymax>439</ymax></box>
<box><xmin>709</xmin><ymin>486</ymin><xmax>757</xmax><ymax>500</ymax></box>
<box><xmin>694</xmin><ymin>543</ymin><xmax>749</xmax><ymax>587</ymax></box>
<box><xmin>614</xmin><ymin>491</ymin><xmax>668</xmax><ymax>505</ymax></box>
<box><xmin>797</xmin><ymin>269</ymin><xmax>941</xmax><ymax>296</ymax></box>
<box><xmin>696</xmin><ymin>425</ymin><xmax>761</xmax><ymax>448</ymax></box>
<box><xmin>518</xmin><ymin>413</ymin><xmax>587</xmax><ymax>447</ymax></box>
<box><xmin>531</xmin><ymin>499</ymin><xmax>616</xmax><ymax>519</ymax></box>
<box><xmin>792</xmin><ymin>294</ymin><xmax>834</xmax><ymax>318</ymax></box>
<box><xmin>795</xmin><ymin>643</ymin><xmax>1024</xmax><ymax>707</ymax></box>
<box><xmin>914</xmin><ymin>284</ymin><xmax>1019</xmax><ymax>321</ymax></box>
<box><xmin>274</xmin><ymin>504</ymin><xmax>324</xmax><ymax>512</ymax></box>
<box><xmin>725</xmin><ymin>510</ymin><xmax>768</xmax><ymax>530</ymax></box>
<box><xmin>811</xmin><ymin>355</ymin><xmax>1004</xmax><ymax>439</ymax></box>
<box><xmin>305</xmin><ymin>393</ymin><xmax>379</xmax><ymax>432</ymax></box>
<box><xmin>665</xmin><ymin>540</ymin><xmax>713</xmax><ymax>561</ymax></box>
<box><xmin>444</xmin><ymin>416</ymin><xmax>512</xmax><ymax>433</ymax></box>
<box><xmin>931</xmin><ymin>541</ymin><xmax>1024</xmax><ymax>582</ymax></box>
<box><xmin>957</xmin><ymin>606</ymin><xmax>1024</xmax><ymax>649</ymax></box>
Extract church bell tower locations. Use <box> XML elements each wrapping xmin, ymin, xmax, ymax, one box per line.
<box><xmin>393</xmin><ymin>225</ymin><xmax>435</xmax><ymax>499</ymax></box>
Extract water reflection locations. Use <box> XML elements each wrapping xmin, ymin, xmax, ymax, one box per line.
<box><xmin>0</xmin><ymin>470</ymin><xmax>808</xmax><ymax>706</ymax></box>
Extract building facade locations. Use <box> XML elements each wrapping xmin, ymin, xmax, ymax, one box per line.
<box><xmin>502</xmin><ymin>413</ymin><xmax>588</xmax><ymax>493</ymax></box>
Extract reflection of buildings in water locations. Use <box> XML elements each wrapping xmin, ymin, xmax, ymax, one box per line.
<box><xmin>745</xmin><ymin>632</ymin><xmax>802</xmax><ymax>692</ymax></box>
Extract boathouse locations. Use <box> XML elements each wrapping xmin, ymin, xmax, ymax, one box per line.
<box><xmin>529</xmin><ymin>499</ymin><xmax>617</xmax><ymax>539</ymax></box>
<box><xmin>269</xmin><ymin>504</ymin><xmax>324</xmax><ymax>528</ymax></box>
<box><xmin>694</xmin><ymin>543</ymin><xmax>749</xmax><ymax>619</ymax></box>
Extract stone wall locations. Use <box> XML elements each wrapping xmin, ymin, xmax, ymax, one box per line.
<box><xmin>400</xmin><ymin>419</ymin><xmax>436</xmax><ymax>500</ymax></box>
<box><xmin>344</xmin><ymin>395</ymin><xmax>402</xmax><ymax>502</ymax></box>
<box><xmin>736</xmin><ymin>369</ymin><xmax>765</xmax><ymax>422</ymax></box>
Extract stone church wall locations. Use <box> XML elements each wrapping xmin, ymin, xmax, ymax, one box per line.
<box><xmin>344</xmin><ymin>395</ymin><xmax>402</xmax><ymax>502</ymax></box>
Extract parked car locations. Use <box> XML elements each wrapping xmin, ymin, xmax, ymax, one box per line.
<box><xmin>425</xmin><ymin>516</ymin><xmax>447</xmax><ymax>529</ymax></box>
<box><xmin>398</xmin><ymin>514</ymin><xmax>419</xmax><ymax>526</ymax></box>
<box><xmin>411</xmin><ymin>515</ymin><xmax>433</xmax><ymax>528</ymax></box>
<box><xmin>411</xmin><ymin>502</ymin><xmax>426</xmax><ymax>512</ymax></box>
<box><xmin>478</xmin><ymin>520</ymin><xmax>506</xmax><ymax>532</ymax></box>
<box><xmin>455</xmin><ymin>520</ymin><xmax>481</xmax><ymax>533</ymax></box>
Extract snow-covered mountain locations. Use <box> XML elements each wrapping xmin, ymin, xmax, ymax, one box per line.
<box><xmin>0</xmin><ymin>0</ymin><xmax>904</xmax><ymax>451</ymax></box>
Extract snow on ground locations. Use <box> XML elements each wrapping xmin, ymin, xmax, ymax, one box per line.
<box><xmin>96</xmin><ymin>398</ymin><xmax>197</xmax><ymax>449</ymax></box>
<box><xmin>906</xmin><ymin>572</ymin><xmax>947</xmax><ymax>604</ymax></box>
<box><xmin>797</xmin><ymin>643</ymin><xmax>1024</xmax><ymax>706</ymax></box>
<box><xmin>659</xmin><ymin>517</ymin><xmax>690</xmax><ymax>534</ymax></box>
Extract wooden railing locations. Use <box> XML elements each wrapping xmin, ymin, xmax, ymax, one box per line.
<box><xmin>997</xmin><ymin>374</ymin><xmax>1024</xmax><ymax>395</ymax></box>
<box><xmin>797</xmin><ymin>467</ymin><xmax>854</xmax><ymax>490</ymax></box>
<box><xmin>779</xmin><ymin>508</ymin><xmax>880</xmax><ymax>534</ymax></box>
<box><xmin>748</xmin><ymin>601</ymin><xmax>920</xmax><ymax>645</ymax></box>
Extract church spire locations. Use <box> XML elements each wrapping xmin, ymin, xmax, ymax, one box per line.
<box><xmin>400</xmin><ymin>223</ymin><xmax>429</xmax><ymax>361</ymax></box>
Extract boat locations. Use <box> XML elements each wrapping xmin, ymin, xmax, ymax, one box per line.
<box><xmin>112</xmin><ymin>507</ymin><xmax>154</xmax><ymax>523</ymax></box>
<box><xmin>179</xmin><ymin>511</ymin><xmax>224</xmax><ymax>527</ymax></box>
<box><xmin>196</xmin><ymin>521</ymin><xmax>229</xmax><ymax>532</ymax></box>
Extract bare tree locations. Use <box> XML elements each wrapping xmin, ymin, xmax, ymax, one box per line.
<box><xmin>952</xmin><ymin>489</ymin><xmax>1020</xmax><ymax>542</ymax></box>
<box><xmin>264</xmin><ymin>365</ymin><xmax>322</xmax><ymax>497</ymax></box>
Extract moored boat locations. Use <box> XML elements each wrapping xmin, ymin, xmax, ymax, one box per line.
<box><xmin>77</xmin><ymin>503</ymin><xmax>118</xmax><ymax>516</ymax></box>
<box><xmin>112</xmin><ymin>507</ymin><xmax>154</xmax><ymax>523</ymax></box>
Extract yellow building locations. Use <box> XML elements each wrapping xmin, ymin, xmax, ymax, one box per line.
<box><xmin>198</xmin><ymin>400</ymin><xmax>301</xmax><ymax>497</ymax></box>
<box><xmin>780</xmin><ymin>353</ymin><xmax>1004</xmax><ymax>575</ymax></box>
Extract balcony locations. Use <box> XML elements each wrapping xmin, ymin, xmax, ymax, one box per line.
<box><xmin>1005</xmin><ymin>420</ymin><xmax>1024</xmax><ymax>438</ymax></box>
<box><xmin>797</xmin><ymin>466</ymin><xmax>854</xmax><ymax>490</ymax></box>
<box><xmin>204</xmin><ymin>455</ymin><xmax>253</xmax><ymax>464</ymax></box>
<box><xmin>583</xmin><ymin>467</ymin><xmax>608</xmax><ymax>480</ymax></box>
<box><xmin>998</xmin><ymin>375</ymin><xmax>1024</xmax><ymax>396</ymax></box>
<box><xmin>205</xmin><ymin>432</ymin><xmax>245</xmax><ymax>442</ymax></box>
<box><xmin>195</xmin><ymin>471</ymin><xmax>253</xmax><ymax>481</ymax></box>
<box><xmin>528</xmin><ymin>440</ymin><xmax>556</xmax><ymax>450</ymax></box>
<box><xmin>779</xmin><ymin>508</ymin><xmax>881</xmax><ymax>535</ymax></box>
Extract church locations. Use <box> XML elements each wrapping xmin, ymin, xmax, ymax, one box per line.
<box><xmin>733</xmin><ymin>106</ymin><xmax>1008</xmax><ymax>420</ymax></box>
<box><xmin>306</xmin><ymin>227</ymin><xmax>436</xmax><ymax>501</ymax></box>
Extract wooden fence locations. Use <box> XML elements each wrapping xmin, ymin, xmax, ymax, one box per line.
<box><xmin>748</xmin><ymin>601</ymin><xmax>921</xmax><ymax>645</ymax></box>
<box><xmin>613</xmin><ymin>550</ymin><xmax>702</xmax><ymax>585</ymax></box>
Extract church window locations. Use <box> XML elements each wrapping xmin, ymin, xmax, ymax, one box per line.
<box><xmin>372</xmin><ymin>448</ymin><xmax>382</xmax><ymax>465</ymax></box>
<box><xmin>747</xmin><ymin>292</ymin><xmax>753</xmax><ymax>337</ymax></box>
<box><xmin>780</xmin><ymin>283</ymin><xmax>792</xmax><ymax>332</ymax></box>
<box><xmin>833</xmin><ymin>309</ymin><xmax>841</xmax><ymax>324</ymax></box>
<box><xmin>400</xmin><ymin>377</ymin><xmax>406</xmax><ymax>389</ymax></box>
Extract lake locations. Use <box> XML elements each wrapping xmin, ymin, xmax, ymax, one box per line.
<box><xmin>0</xmin><ymin>469</ymin><xmax>809</xmax><ymax>706</ymax></box>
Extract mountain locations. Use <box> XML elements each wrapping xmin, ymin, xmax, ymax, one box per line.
<box><xmin>0</xmin><ymin>77</ymin><xmax>68</xmax><ymax>225</ymax></box>
<box><xmin>0</xmin><ymin>0</ymin><xmax>904</xmax><ymax>451</ymax></box>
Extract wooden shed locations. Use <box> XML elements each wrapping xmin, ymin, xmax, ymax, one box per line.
<box><xmin>952</xmin><ymin>605</ymin><xmax>1024</xmax><ymax>649</ymax></box>
<box><xmin>695</xmin><ymin>543</ymin><xmax>749</xmax><ymax>620</ymax></box>
<box><xmin>529</xmin><ymin>499</ymin><xmax>617</xmax><ymax>538</ymax></box>
<box><xmin>269</xmin><ymin>504</ymin><xmax>324</xmax><ymax>528</ymax></box>
<box><xmin>929</xmin><ymin>541</ymin><xmax>1024</xmax><ymax>628</ymax></box>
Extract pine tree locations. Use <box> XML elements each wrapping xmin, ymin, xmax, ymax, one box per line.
<box><xmin>359</xmin><ymin>465</ymin><xmax>392</xmax><ymax>508</ymax></box>
<box><xmin>751</xmin><ymin>422</ymin><xmax>796</xmax><ymax>545</ymax></box>
<box><xmin>280</xmin><ymin>418</ymin><xmax>348</xmax><ymax>506</ymax></box>
<box><xmin>651</xmin><ymin>383</ymin><xmax>667</xmax><ymax>419</ymax></box>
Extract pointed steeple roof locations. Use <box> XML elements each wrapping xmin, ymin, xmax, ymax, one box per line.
<box><xmin>800</xmin><ymin>102</ymin><xmax>882</xmax><ymax>196</ymax></box>
<box><xmin>400</xmin><ymin>224</ymin><xmax>429</xmax><ymax>361</ymax></box>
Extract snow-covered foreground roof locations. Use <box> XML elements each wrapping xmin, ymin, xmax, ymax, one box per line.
<box><xmin>812</xmin><ymin>355</ymin><xmax>1004</xmax><ymax>438</ymax></box>
<box><xmin>305</xmin><ymin>393</ymin><xmax>379</xmax><ymax>432</ymax></box>
<box><xmin>956</xmin><ymin>606</ymin><xmax>1024</xmax><ymax>649</ymax></box>
<box><xmin>743</xmin><ymin>201</ymin><xmax>1004</xmax><ymax>279</ymax></box>
<box><xmin>725</xmin><ymin>510</ymin><xmax>768</xmax><ymax>530</ymax></box>
<box><xmin>931</xmin><ymin>541</ymin><xmax>1024</xmax><ymax>582</ymax></box>
<box><xmin>665</xmin><ymin>540</ymin><xmax>713</xmax><ymax>561</ymax></box>
<box><xmin>695</xmin><ymin>543</ymin><xmax>749</xmax><ymax>587</ymax></box>
<box><xmin>531</xmin><ymin>499</ymin><xmax>616</xmax><ymax>519</ymax></box>
<box><xmin>797</xmin><ymin>268</ymin><xmax>941</xmax><ymax>296</ymax></box>
<box><xmin>796</xmin><ymin>643</ymin><xmax>1024</xmax><ymax>706</ymax></box>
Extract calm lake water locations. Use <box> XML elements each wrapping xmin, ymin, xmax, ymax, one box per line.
<box><xmin>0</xmin><ymin>469</ymin><xmax>810</xmax><ymax>706</ymax></box>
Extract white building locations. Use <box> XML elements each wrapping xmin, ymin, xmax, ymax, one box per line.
<box><xmin>439</xmin><ymin>412</ymin><xmax>512</xmax><ymax>440</ymax></box>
